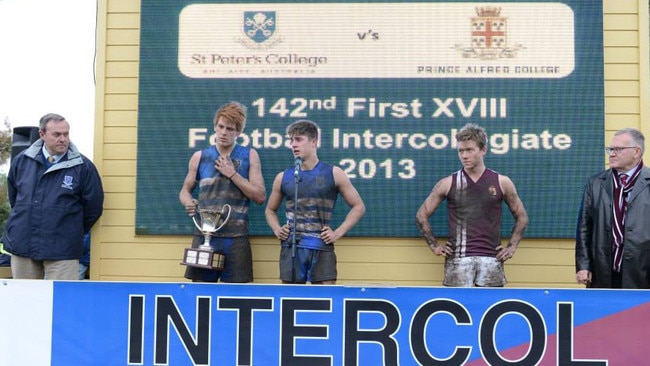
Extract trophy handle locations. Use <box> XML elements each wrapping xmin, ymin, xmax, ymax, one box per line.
<box><xmin>214</xmin><ymin>204</ymin><xmax>232</xmax><ymax>232</ymax></box>
<box><xmin>192</xmin><ymin>216</ymin><xmax>202</xmax><ymax>232</ymax></box>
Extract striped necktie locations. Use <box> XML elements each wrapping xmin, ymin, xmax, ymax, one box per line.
<box><xmin>612</xmin><ymin>172</ymin><xmax>637</xmax><ymax>272</ymax></box>
<box><xmin>47</xmin><ymin>155</ymin><xmax>55</xmax><ymax>163</ymax></box>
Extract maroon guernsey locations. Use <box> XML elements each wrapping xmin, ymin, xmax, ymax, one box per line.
<box><xmin>447</xmin><ymin>168</ymin><xmax>503</xmax><ymax>257</ymax></box>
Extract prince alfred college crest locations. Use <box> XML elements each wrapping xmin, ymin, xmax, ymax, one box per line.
<box><xmin>455</xmin><ymin>7</ymin><xmax>524</xmax><ymax>60</ymax></box>
<box><xmin>242</xmin><ymin>11</ymin><xmax>280</xmax><ymax>48</ymax></box>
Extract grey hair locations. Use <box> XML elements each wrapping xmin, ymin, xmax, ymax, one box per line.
<box><xmin>615</xmin><ymin>128</ymin><xmax>645</xmax><ymax>154</ymax></box>
<box><xmin>39</xmin><ymin>113</ymin><xmax>66</xmax><ymax>131</ymax></box>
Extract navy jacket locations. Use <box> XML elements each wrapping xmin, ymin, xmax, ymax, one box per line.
<box><xmin>2</xmin><ymin>140</ymin><xmax>104</xmax><ymax>260</ymax></box>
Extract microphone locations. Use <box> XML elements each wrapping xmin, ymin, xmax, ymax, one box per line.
<box><xmin>294</xmin><ymin>157</ymin><xmax>302</xmax><ymax>178</ymax></box>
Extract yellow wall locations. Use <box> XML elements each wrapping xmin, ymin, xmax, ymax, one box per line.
<box><xmin>91</xmin><ymin>0</ymin><xmax>650</xmax><ymax>287</ymax></box>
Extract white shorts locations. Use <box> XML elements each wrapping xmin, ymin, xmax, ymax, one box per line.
<box><xmin>443</xmin><ymin>256</ymin><xmax>506</xmax><ymax>287</ymax></box>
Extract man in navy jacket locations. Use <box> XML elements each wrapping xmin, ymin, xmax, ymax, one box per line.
<box><xmin>2</xmin><ymin>113</ymin><xmax>104</xmax><ymax>280</ymax></box>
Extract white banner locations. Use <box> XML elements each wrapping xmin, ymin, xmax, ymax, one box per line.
<box><xmin>0</xmin><ymin>280</ymin><xmax>53</xmax><ymax>366</ymax></box>
<box><xmin>178</xmin><ymin>3</ymin><xmax>575</xmax><ymax>78</ymax></box>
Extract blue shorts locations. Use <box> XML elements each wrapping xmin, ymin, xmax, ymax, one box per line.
<box><xmin>280</xmin><ymin>247</ymin><xmax>337</xmax><ymax>283</ymax></box>
<box><xmin>184</xmin><ymin>236</ymin><xmax>253</xmax><ymax>283</ymax></box>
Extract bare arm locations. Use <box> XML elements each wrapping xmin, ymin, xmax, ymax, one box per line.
<box><xmin>265</xmin><ymin>172</ymin><xmax>290</xmax><ymax>240</ymax></box>
<box><xmin>179</xmin><ymin>151</ymin><xmax>200</xmax><ymax>217</ymax></box>
<box><xmin>222</xmin><ymin>148</ymin><xmax>266</xmax><ymax>204</ymax></box>
<box><xmin>415</xmin><ymin>177</ymin><xmax>452</xmax><ymax>256</ymax></box>
<box><xmin>320</xmin><ymin>166</ymin><xmax>366</xmax><ymax>244</ymax></box>
<box><xmin>496</xmin><ymin>175</ymin><xmax>529</xmax><ymax>261</ymax></box>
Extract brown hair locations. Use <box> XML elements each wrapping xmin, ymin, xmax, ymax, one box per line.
<box><xmin>455</xmin><ymin>122</ymin><xmax>488</xmax><ymax>150</ymax></box>
<box><xmin>286</xmin><ymin>120</ymin><xmax>319</xmax><ymax>140</ymax></box>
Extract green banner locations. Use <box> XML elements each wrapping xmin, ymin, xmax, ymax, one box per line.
<box><xmin>137</xmin><ymin>1</ymin><xmax>604</xmax><ymax>238</ymax></box>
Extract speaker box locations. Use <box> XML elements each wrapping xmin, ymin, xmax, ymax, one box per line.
<box><xmin>11</xmin><ymin>126</ymin><xmax>40</xmax><ymax>159</ymax></box>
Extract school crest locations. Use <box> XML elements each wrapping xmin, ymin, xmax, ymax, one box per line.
<box><xmin>455</xmin><ymin>7</ymin><xmax>524</xmax><ymax>60</ymax></box>
<box><xmin>62</xmin><ymin>175</ymin><xmax>74</xmax><ymax>190</ymax></box>
<box><xmin>244</xmin><ymin>11</ymin><xmax>276</xmax><ymax>44</ymax></box>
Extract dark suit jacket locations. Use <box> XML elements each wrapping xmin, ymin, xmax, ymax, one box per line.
<box><xmin>576</xmin><ymin>166</ymin><xmax>650</xmax><ymax>288</ymax></box>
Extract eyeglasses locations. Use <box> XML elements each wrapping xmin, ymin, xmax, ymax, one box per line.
<box><xmin>604</xmin><ymin>146</ymin><xmax>638</xmax><ymax>154</ymax></box>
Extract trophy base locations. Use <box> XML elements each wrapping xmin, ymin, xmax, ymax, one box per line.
<box><xmin>181</xmin><ymin>247</ymin><xmax>225</xmax><ymax>270</ymax></box>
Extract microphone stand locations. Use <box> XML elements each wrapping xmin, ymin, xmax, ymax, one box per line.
<box><xmin>291</xmin><ymin>158</ymin><xmax>301</xmax><ymax>283</ymax></box>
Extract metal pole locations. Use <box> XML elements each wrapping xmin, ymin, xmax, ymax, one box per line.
<box><xmin>291</xmin><ymin>171</ymin><xmax>299</xmax><ymax>282</ymax></box>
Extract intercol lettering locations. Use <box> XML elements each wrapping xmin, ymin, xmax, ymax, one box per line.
<box><xmin>126</xmin><ymin>296</ymin><xmax>606</xmax><ymax>366</ymax></box>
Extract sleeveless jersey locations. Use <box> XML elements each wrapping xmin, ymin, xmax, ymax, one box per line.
<box><xmin>447</xmin><ymin>168</ymin><xmax>503</xmax><ymax>257</ymax></box>
<box><xmin>281</xmin><ymin>161</ymin><xmax>337</xmax><ymax>251</ymax></box>
<box><xmin>196</xmin><ymin>144</ymin><xmax>251</xmax><ymax>237</ymax></box>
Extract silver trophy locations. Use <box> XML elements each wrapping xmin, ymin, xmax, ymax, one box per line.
<box><xmin>181</xmin><ymin>204</ymin><xmax>232</xmax><ymax>270</ymax></box>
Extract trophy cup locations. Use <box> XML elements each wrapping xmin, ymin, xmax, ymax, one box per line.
<box><xmin>181</xmin><ymin>204</ymin><xmax>232</xmax><ymax>270</ymax></box>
